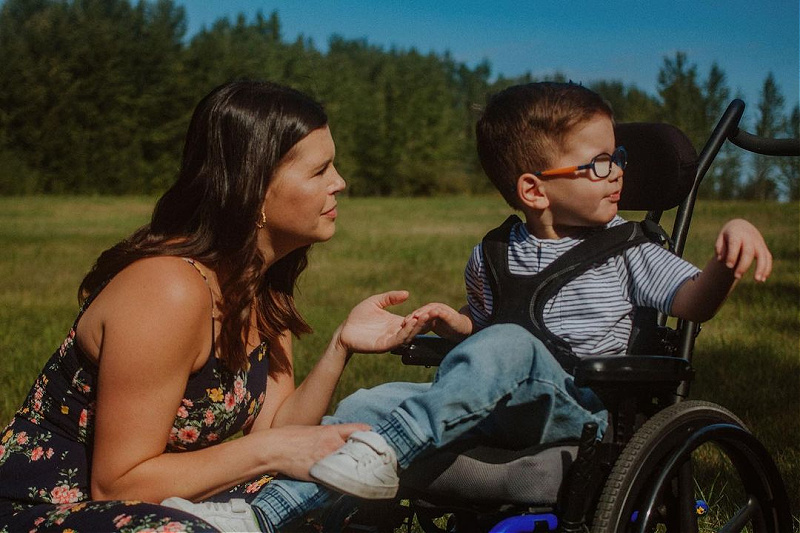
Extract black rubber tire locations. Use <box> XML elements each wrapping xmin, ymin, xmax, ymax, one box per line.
<box><xmin>591</xmin><ymin>400</ymin><xmax>790</xmax><ymax>533</ymax></box>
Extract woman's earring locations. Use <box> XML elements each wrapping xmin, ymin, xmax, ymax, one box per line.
<box><xmin>256</xmin><ymin>211</ymin><xmax>267</xmax><ymax>229</ymax></box>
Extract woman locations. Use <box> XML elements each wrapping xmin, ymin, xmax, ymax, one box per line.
<box><xmin>0</xmin><ymin>81</ymin><xmax>417</xmax><ymax>532</ymax></box>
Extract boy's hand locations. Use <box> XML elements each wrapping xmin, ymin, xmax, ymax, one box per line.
<box><xmin>715</xmin><ymin>219</ymin><xmax>772</xmax><ymax>281</ymax></box>
<box><xmin>672</xmin><ymin>218</ymin><xmax>772</xmax><ymax>323</ymax></box>
<box><xmin>402</xmin><ymin>303</ymin><xmax>473</xmax><ymax>342</ymax></box>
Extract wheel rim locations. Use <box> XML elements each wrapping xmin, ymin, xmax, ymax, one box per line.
<box><xmin>633</xmin><ymin>423</ymin><xmax>790</xmax><ymax>533</ymax></box>
<box><xmin>592</xmin><ymin>401</ymin><xmax>791</xmax><ymax>533</ymax></box>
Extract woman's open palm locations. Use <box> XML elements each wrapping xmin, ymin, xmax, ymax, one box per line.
<box><xmin>338</xmin><ymin>291</ymin><xmax>420</xmax><ymax>354</ymax></box>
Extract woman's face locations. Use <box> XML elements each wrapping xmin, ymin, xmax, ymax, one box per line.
<box><xmin>259</xmin><ymin>126</ymin><xmax>346</xmax><ymax>257</ymax></box>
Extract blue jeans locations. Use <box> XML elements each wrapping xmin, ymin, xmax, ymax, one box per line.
<box><xmin>251</xmin><ymin>324</ymin><xmax>607</xmax><ymax>529</ymax></box>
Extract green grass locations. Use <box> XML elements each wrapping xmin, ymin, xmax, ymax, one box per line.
<box><xmin>1</xmin><ymin>195</ymin><xmax>798</xmax><ymax>522</ymax></box>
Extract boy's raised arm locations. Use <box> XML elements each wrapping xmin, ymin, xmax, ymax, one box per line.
<box><xmin>670</xmin><ymin>219</ymin><xmax>772</xmax><ymax>323</ymax></box>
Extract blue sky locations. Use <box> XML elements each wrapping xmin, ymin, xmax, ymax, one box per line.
<box><xmin>174</xmin><ymin>0</ymin><xmax>799</xmax><ymax>125</ymax></box>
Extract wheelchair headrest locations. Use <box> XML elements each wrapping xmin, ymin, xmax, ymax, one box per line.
<box><xmin>615</xmin><ymin>123</ymin><xmax>698</xmax><ymax>211</ymax></box>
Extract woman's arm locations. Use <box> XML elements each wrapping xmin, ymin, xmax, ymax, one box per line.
<box><xmin>265</xmin><ymin>330</ymin><xmax>350</xmax><ymax>428</ymax></box>
<box><xmin>248</xmin><ymin>328</ymin><xmax>342</xmax><ymax>430</ymax></box>
<box><xmin>254</xmin><ymin>291</ymin><xmax>420</xmax><ymax>430</ymax></box>
<box><xmin>85</xmin><ymin>257</ymin><xmax>365</xmax><ymax>502</ymax></box>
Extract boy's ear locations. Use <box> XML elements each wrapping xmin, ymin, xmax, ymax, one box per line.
<box><xmin>517</xmin><ymin>173</ymin><xmax>550</xmax><ymax>210</ymax></box>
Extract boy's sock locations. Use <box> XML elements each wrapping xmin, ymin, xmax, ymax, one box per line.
<box><xmin>309</xmin><ymin>430</ymin><xmax>399</xmax><ymax>499</ymax></box>
<box><xmin>161</xmin><ymin>497</ymin><xmax>273</xmax><ymax>532</ymax></box>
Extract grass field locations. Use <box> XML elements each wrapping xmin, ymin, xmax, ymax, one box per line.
<box><xmin>1</xmin><ymin>195</ymin><xmax>798</xmax><ymax>523</ymax></box>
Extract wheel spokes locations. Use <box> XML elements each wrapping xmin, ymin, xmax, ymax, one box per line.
<box><xmin>718</xmin><ymin>496</ymin><xmax>760</xmax><ymax>533</ymax></box>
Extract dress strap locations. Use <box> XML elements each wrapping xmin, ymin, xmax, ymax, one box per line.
<box><xmin>182</xmin><ymin>258</ymin><xmax>218</xmax><ymax>357</ymax></box>
<box><xmin>72</xmin><ymin>278</ymin><xmax>111</xmax><ymax>330</ymax></box>
<box><xmin>183</xmin><ymin>258</ymin><xmax>210</xmax><ymax>288</ymax></box>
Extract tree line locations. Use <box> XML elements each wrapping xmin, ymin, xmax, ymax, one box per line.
<box><xmin>0</xmin><ymin>0</ymin><xmax>797</xmax><ymax>199</ymax></box>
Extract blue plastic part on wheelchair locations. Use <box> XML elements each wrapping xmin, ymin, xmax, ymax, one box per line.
<box><xmin>487</xmin><ymin>513</ymin><xmax>558</xmax><ymax>533</ymax></box>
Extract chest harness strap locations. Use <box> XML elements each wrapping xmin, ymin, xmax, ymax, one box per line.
<box><xmin>482</xmin><ymin>215</ymin><xmax>667</xmax><ymax>374</ymax></box>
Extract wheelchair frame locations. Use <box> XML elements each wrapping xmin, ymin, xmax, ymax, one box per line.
<box><xmin>345</xmin><ymin>99</ymin><xmax>797</xmax><ymax>533</ymax></box>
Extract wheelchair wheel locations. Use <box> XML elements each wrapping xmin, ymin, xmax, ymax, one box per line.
<box><xmin>591</xmin><ymin>400</ymin><xmax>791</xmax><ymax>533</ymax></box>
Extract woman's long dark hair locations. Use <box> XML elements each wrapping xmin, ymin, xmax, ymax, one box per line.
<box><xmin>79</xmin><ymin>81</ymin><xmax>328</xmax><ymax>372</ymax></box>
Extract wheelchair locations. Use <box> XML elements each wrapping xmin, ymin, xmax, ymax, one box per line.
<box><xmin>339</xmin><ymin>99</ymin><xmax>798</xmax><ymax>533</ymax></box>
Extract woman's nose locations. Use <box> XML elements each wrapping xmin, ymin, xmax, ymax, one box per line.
<box><xmin>331</xmin><ymin>167</ymin><xmax>346</xmax><ymax>193</ymax></box>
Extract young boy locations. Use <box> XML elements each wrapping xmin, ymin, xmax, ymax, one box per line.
<box><xmin>306</xmin><ymin>81</ymin><xmax>772</xmax><ymax>499</ymax></box>
<box><xmin>164</xmin><ymin>82</ymin><xmax>772</xmax><ymax>530</ymax></box>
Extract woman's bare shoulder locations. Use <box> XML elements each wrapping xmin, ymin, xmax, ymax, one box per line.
<box><xmin>77</xmin><ymin>256</ymin><xmax>215</xmax><ymax>362</ymax></box>
<box><xmin>106</xmin><ymin>256</ymin><xmax>213</xmax><ymax>309</ymax></box>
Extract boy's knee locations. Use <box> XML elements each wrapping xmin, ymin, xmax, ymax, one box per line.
<box><xmin>475</xmin><ymin>323</ymin><xmax>536</xmax><ymax>343</ymax></box>
<box><xmin>442</xmin><ymin>323</ymin><xmax>549</xmax><ymax>376</ymax></box>
<box><xmin>465</xmin><ymin>324</ymin><xmax>546</xmax><ymax>359</ymax></box>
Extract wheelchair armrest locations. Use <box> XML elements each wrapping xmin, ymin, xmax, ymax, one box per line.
<box><xmin>574</xmin><ymin>355</ymin><xmax>694</xmax><ymax>389</ymax></box>
<box><xmin>391</xmin><ymin>335</ymin><xmax>458</xmax><ymax>366</ymax></box>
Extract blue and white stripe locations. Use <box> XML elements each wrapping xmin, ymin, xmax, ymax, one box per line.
<box><xmin>466</xmin><ymin>216</ymin><xmax>700</xmax><ymax>358</ymax></box>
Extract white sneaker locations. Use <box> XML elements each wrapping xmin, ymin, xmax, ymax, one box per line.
<box><xmin>309</xmin><ymin>430</ymin><xmax>399</xmax><ymax>500</ymax></box>
<box><xmin>161</xmin><ymin>497</ymin><xmax>264</xmax><ymax>532</ymax></box>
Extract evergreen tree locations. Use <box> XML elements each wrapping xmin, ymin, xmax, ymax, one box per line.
<box><xmin>451</xmin><ymin>58</ymin><xmax>492</xmax><ymax>193</ymax></box>
<box><xmin>127</xmin><ymin>0</ymin><xmax>193</xmax><ymax>193</ymax></box>
<box><xmin>384</xmin><ymin>48</ymin><xmax>463</xmax><ymax>195</ymax></box>
<box><xmin>315</xmin><ymin>36</ymin><xmax>393</xmax><ymax>195</ymax></box>
<box><xmin>742</xmin><ymin>73</ymin><xmax>786</xmax><ymax>200</ymax></box>
<box><xmin>0</xmin><ymin>2</ymin><xmax>793</xmax><ymax>198</ymax></box>
<box><xmin>698</xmin><ymin>63</ymin><xmax>742</xmax><ymax>199</ymax></box>
<box><xmin>777</xmin><ymin>105</ymin><xmax>799</xmax><ymax>201</ymax></box>
<box><xmin>590</xmin><ymin>80</ymin><xmax>660</xmax><ymax>123</ymax></box>
<box><xmin>657</xmin><ymin>52</ymin><xmax>707</xmax><ymax>149</ymax></box>
<box><xmin>0</xmin><ymin>0</ymin><xmax>189</xmax><ymax>193</ymax></box>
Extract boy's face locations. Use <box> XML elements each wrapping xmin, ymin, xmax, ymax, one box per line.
<box><xmin>536</xmin><ymin>113</ymin><xmax>622</xmax><ymax>234</ymax></box>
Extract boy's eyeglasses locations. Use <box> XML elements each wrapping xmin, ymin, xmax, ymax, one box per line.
<box><xmin>534</xmin><ymin>146</ymin><xmax>627</xmax><ymax>179</ymax></box>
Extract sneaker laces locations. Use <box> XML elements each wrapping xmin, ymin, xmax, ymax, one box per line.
<box><xmin>347</xmin><ymin>431</ymin><xmax>393</xmax><ymax>455</ymax></box>
<box><xmin>344</xmin><ymin>432</ymin><xmax>397</xmax><ymax>479</ymax></box>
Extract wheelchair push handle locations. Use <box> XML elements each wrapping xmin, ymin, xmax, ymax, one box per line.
<box><xmin>729</xmin><ymin>127</ymin><xmax>800</xmax><ymax>156</ymax></box>
<box><xmin>714</xmin><ymin>99</ymin><xmax>799</xmax><ymax>157</ymax></box>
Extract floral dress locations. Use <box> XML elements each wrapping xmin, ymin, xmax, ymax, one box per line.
<box><xmin>0</xmin><ymin>262</ymin><xmax>273</xmax><ymax>532</ymax></box>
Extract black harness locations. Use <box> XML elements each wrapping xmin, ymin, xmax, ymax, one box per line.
<box><xmin>482</xmin><ymin>215</ymin><xmax>669</xmax><ymax>374</ymax></box>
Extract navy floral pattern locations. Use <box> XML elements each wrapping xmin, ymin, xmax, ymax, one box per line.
<box><xmin>0</xmin><ymin>269</ymin><xmax>271</xmax><ymax>532</ymax></box>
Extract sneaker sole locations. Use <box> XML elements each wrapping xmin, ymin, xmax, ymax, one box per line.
<box><xmin>310</xmin><ymin>462</ymin><xmax>399</xmax><ymax>500</ymax></box>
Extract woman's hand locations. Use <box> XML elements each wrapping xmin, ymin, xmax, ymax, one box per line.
<box><xmin>335</xmin><ymin>291</ymin><xmax>421</xmax><ymax>354</ymax></box>
<box><xmin>265</xmin><ymin>292</ymin><xmax>420</xmax><ymax>431</ymax></box>
<box><xmin>264</xmin><ymin>423</ymin><xmax>370</xmax><ymax>481</ymax></box>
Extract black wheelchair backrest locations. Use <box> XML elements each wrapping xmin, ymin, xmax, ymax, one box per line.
<box><xmin>615</xmin><ymin>122</ymin><xmax>698</xmax><ymax>212</ymax></box>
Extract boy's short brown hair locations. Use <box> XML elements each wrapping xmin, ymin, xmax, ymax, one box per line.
<box><xmin>476</xmin><ymin>82</ymin><xmax>613</xmax><ymax>208</ymax></box>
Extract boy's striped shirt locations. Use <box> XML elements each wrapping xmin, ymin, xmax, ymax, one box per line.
<box><xmin>466</xmin><ymin>216</ymin><xmax>700</xmax><ymax>358</ymax></box>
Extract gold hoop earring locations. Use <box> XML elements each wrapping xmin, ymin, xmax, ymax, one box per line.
<box><xmin>256</xmin><ymin>211</ymin><xmax>266</xmax><ymax>229</ymax></box>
